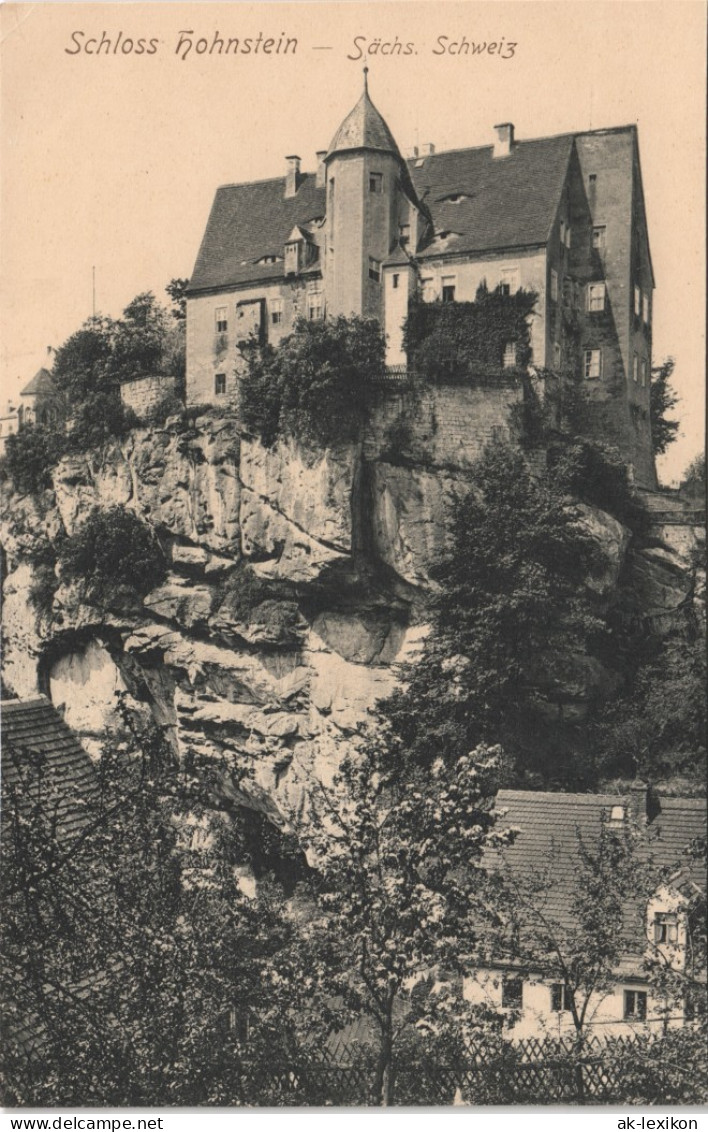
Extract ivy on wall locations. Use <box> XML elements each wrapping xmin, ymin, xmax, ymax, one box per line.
<box><xmin>403</xmin><ymin>283</ymin><xmax>537</xmax><ymax>382</ymax></box>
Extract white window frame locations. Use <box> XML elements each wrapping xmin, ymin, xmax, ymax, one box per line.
<box><xmin>307</xmin><ymin>288</ymin><xmax>323</xmax><ymax>321</ymax></box>
<box><xmin>634</xmin><ymin>285</ymin><xmax>641</xmax><ymax>317</ymax></box>
<box><xmin>214</xmin><ymin>373</ymin><xmax>226</xmax><ymax>396</ymax></box>
<box><xmin>653</xmin><ymin>913</ymin><xmax>679</xmax><ymax>946</ymax></box>
<box><xmin>551</xmin><ymin>984</ymin><xmax>573</xmax><ymax>1013</ymax></box>
<box><xmin>369</xmin><ymin>171</ymin><xmax>383</xmax><ymax>194</ymax></box>
<box><xmin>643</xmin><ymin>292</ymin><xmax>650</xmax><ymax>324</ymax></box>
<box><xmin>624</xmin><ymin>989</ymin><xmax>647</xmax><ymax>1021</ymax></box>
<box><xmin>633</xmin><ymin>354</ymin><xmax>639</xmax><ymax>383</ymax></box>
<box><xmin>215</xmin><ymin>306</ymin><xmax>228</xmax><ymax>333</ymax></box>
<box><xmin>499</xmin><ymin>267</ymin><xmax>520</xmax><ymax>296</ymax></box>
<box><xmin>584</xmin><ymin>349</ymin><xmax>602</xmax><ymax>380</ymax></box>
<box><xmin>368</xmin><ymin>257</ymin><xmax>382</xmax><ymax>283</ymax></box>
<box><xmin>587</xmin><ymin>283</ymin><xmax>606</xmax><ymax>312</ymax></box>
<box><xmin>270</xmin><ymin>298</ymin><xmax>283</xmax><ymax>326</ymax></box>
<box><xmin>551</xmin><ymin>269</ymin><xmax>559</xmax><ymax>302</ymax></box>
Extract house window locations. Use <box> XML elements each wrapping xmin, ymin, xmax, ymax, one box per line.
<box><xmin>400</xmin><ymin>223</ymin><xmax>410</xmax><ymax>246</ymax></box>
<box><xmin>441</xmin><ymin>276</ymin><xmax>456</xmax><ymax>303</ymax></box>
<box><xmin>214</xmin><ymin>373</ymin><xmax>226</xmax><ymax>396</ymax></box>
<box><xmin>633</xmin><ymin>354</ymin><xmax>639</xmax><ymax>383</ymax></box>
<box><xmin>550</xmin><ymin>269</ymin><xmax>559</xmax><ymax>302</ymax></box>
<box><xmin>554</xmin><ymin>342</ymin><xmax>562</xmax><ymax>368</ymax></box>
<box><xmin>592</xmin><ymin>226</ymin><xmax>606</xmax><ymax>249</ymax></box>
<box><xmin>587</xmin><ymin>283</ymin><xmax>606</xmax><ymax>312</ymax></box>
<box><xmin>503</xmin><ymin>342</ymin><xmax>517</xmax><ymax>369</ymax></box>
<box><xmin>565</xmin><ymin>225</ymin><xmax>572</xmax><ymax>249</ymax></box>
<box><xmin>588</xmin><ymin>173</ymin><xmax>597</xmax><ymax>186</ymax></box>
<box><xmin>307</xmin><ymin>290</ymin><xmax>323</xmax><ymax>321</ymax></box>
<box><xmin>500</xmin><ymin>268</ymin><xmax>520</xmax><ymax>296</ymax></box>
<box><xmin>643</xmin><ymin>292</ymin><xmax>650</xmax><ymax>324</ymax></box>
<box><xmin>369</xmin><ymin>172</ymin><xmax>383</xmax><ymax>194</ymax></box>
<box><xmin>610</xmin><ymin>804</ymin><xmax>626</xmax><ymax>822</ymax></box>
<box><xmin>634</xmin><ymin>285</ymin><xmax>641</xmax><ymax>317</ymax></box>
<box><xmin>285</xmin><ymin>242</ymin><xmax>300</xmax><ymax>275</ymax></box>
<box><xmin>584</xmin><ymin>349</ymin><xmax>602</xmax><ymax>379</ymax></box>
<box><xmin>421</xmin><ymin>276</ymin><xmax>436</xmax><ymax>302</ymax></box>
<box><xmin>653</xmin><ymin>913</ymin><xmax>679</xmax><ymax>945</ymax></box>
<box><xmin>502</xmin><ymin>977</ymin><xmax>523</xmax><ymax>1009</ymax></box>
<box><xmin>392</xmin><ymin>274</ymin><xmax>399</xmax><ymax>290</ymax></box>
<box><xmin>368</xmin><ymin>257</ymin><xmax>382</xmax><ymax>283</ymax></box>
<box><xmin>215</xmin><ymin>307</ymin><xmax>228</xmax><ymax>333</ymax></box>
<box><xmin>270</xmin><ymin>299</ymin><xmax>283</xmax><ymax>326</ymax></box>
<box><xmin>641</xmin><ymin>359</ymin><xmax>648</xmax><ymax>387</ymax></box>
<box><xmin>559</xmin><ymin>220</ymin><xmax>566</xmax><ymax>245</ymax></box>
<box><xmin>551</xmin><ymin>984</ymin><xmax>573</xmax><ymax>1013</ymax></box>
<box><xmin>624</xmin><ymin>990</ymin><xmax>647</xmax><ymax>1021</ymax></box>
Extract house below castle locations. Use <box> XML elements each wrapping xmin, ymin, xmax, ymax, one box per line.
<box><xmin>185</xmin><ymin>74</ymin><xmax>656</xmax><ymax>485</ymax></box>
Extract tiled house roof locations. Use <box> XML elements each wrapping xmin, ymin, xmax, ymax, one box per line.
<box><xmin>326</xmin><ymin>84</ymin><xmax>402</xmax><ymax>160</ymax></box>
<box><xmin>2</xmin><ymin>696</ymin><xmax>98</xmax><ymax>842</ymax></box>
<box><xmin>491</xmin><ymin>788</ymin><xmax>707</xmax><ymax>955</ymax></box>
<box><xmin>409</xmin><ymin>134</ymin><xmax>574</xmax><ymax>259</ymax></box>
<box><xmin>187</xmin><ymin>175</ymin><xmax>326</xmax><ymax>294</ymax></box>
<box><xmin>20</xmin><ymin>367</ymin><xmax>54</xmax><ymax>398</ymax></box>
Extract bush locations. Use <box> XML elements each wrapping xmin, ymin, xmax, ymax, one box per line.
<box><xmin>66</xmin><ymin>392</ymin><xmax>139</xmax><ymax>453</ymax></box>
<box><xmin>27</xmin><ymin>536</ymin><xmax>61</xmax><ymax>617</ymax></box>
<box><xmin>3</xmin><ymin>425</ymin><xmax>66</xmax><ymax>495</ymax></box>
<box><xmin>403</xmin><ymin>283</ymin><xmax>537</xmax><ymax>382</ymax></box>
<box><xmin>58</xmin><ymin>507</ymin><xmax>166</xmax><ymax>606</ymax></box>
<box><xmin>239</xmin><ymin>316</ymin><xmax>386</xmax><ymax>448</ymax></box>
<box><xmin>547</xmin><ymin>438</ymin><xmax>641</xmax><ymax>526</ymax></box>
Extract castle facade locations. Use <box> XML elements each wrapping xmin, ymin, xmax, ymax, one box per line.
<box><xmin>186</xmin><ymin>75</ymin><xmax>655</xmax><ymax>485</ymax></box>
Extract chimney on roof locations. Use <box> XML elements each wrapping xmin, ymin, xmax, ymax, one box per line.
<box><xmin>493</xmin><ymin>122</ymin><xmax>515</xmax><ymax>158</ymax></box>
<box><xmin>285</xmin><ymin>155</ymin><xmax>301</xmax><ymax>198</ymax></box>
<box><xmin>419</xmin><ymin>143</ymin><xmax>435</xmax><ymax>157</ymax></box>
<box><xmin>628</xmin><ymin>779</ymin><xmax>649</xmax><ymax>826</ymax></box>
<box><xmin>315</xmin><ymin>150</ymin><xmax>327</xmax><ymax>189</ymax></box>
<box><xmin>405</xmin><ymin>145</ymin><xmax>419</xmax><ymax>159</ymax></box>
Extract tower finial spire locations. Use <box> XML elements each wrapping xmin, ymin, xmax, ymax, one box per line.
<box><xmin>363</xmin><ymin>65</ymin><xmax>369</xmax><ymax>94</ymax></box>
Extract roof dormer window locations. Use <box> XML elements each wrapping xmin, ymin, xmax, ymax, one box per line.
<box><xmin>653</xmin><ymin>912</ymin><xmax>679</xmax><ymax>945</ymax></box>
<box><xmin>256</xmin><ymin>254</ymin><xmax>282</xmax><ymax>265</ymax></box>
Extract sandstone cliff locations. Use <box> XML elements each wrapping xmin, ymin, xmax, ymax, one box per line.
<box><xmin>1</xmin><ymin>405</ymin><xmax>704</xmax><ymax>828</ymax></box>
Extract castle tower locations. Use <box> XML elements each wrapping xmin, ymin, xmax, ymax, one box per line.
<box><xmin>324</xmin><ymin>71</ymin><xmax>426</xmax><ymax>323</ymax></box>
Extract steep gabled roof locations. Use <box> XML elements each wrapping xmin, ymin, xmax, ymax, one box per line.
<box><xmin>491</xmin><ymin>788</ymin><xmax>706</xmax><ymax>953</ymax></box>
<box><xmin>326</xmin><ymin>82</ymin><xmax>401</xmax><ymax>161</ymax></box>
<box><xmin>410</xmin><ymin>134</ymin><xmax>575</xmax><ymax>259</ymax></box>
<box><xmin>20</xmin><ymin>367</ymin><xmax>54</xmax><ymax>398</ymax></box>
<box><xmin>2</xmin><ymin>696</ymin><xmax>98</xmax><ymax>842</ymax></box>
<box><xmin>187</xmin><ymin>175</ymin><xmax>326</xmax><ymax>295</ymax></box>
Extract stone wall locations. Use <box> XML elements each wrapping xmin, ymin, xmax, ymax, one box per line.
<box><xmin>120</xmin><ymin>373</ymin><xmax>179</xmax><ymax>415</ymax></box>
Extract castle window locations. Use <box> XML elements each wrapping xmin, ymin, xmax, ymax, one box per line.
<box><xmin>307</xmin><ymin>289</ymin><xmax>323</xmax><ymax>320</ymax></box>
<box><xmin>215</xmin><ymin>307</ymin><xmax>228</xmax><ymax>333</ymax></box>
<box><xmin>270</xmin><ymin>299</ymin><xmax>283</xmax><ymax>326</ymax></box>
<box><xmin>502</xmin><ymin>977</ymin><xmax>523</xmax><ymax>1009</ymax></box>
<box><xmin>643</xmin><ymin>292</ymin><xmax>650</xmax><ymax>324</ymax></box>
<box><xmin>554</xmin><ymin>342</ymin><xmax>561</xmax><ymax>368</ymax></box>
<box><xmin>633</xmin><ymin>354</ymin><xmax>638</xmax><ymax>383</ymax></box>
<box><xmin>551</xmin><ymin>984</ymin><xmax>573</xmax><ymax>1013</ymax></box>
<box><xmin>214</xmin><ymin>373</ymin><xmax>226</xmax><ymax>396</ymax></box>
<box><xmin>587</xmin><ymin>283</ymin><xmax>606</xmax><ymax>312</ymax></box>
<box><xmin>641</xmin><ymin>359</ymin><xmax>647</xmax><ymax>387</ymax></box>
<box><xmin>368</xmin><ymin>257</ymin><xmax>382</xmax><ymax>283</ymax></box>
<box><xmin>500</xmin><ymin>267</ymin><xmax>520</xmax><ymax>296</ymax></box>
<box><xmin>560</xmin><ymin>219</ymin><xmax>566</xmax><ymax>245</ymax></box>
<box><xmin>634</xmin><ymin>285</ymin><xmax>641</xmax><ymax>317</ymax></box>
<box><xmin>593</xmin><ymin>226</ymin><xmax>606</xmax><ymax>249</ymax></box>
<box><xmin>583</xmin><ymin>349</ymin><xmax>602</xmax><ymax>379</ymax></box>
<box><xmin>369</xmin><ymin>172</ymin><xmax>383</xmax><ymax>194</ymax></box>
<box><xmin>623</xmin><ymin>990</ymin><xmax>647</xmax><ymax>1021</ymax></box>
<box><xmin>441</xmin><ymin>276</ymin><xmax>456</xmax><ymax>303</ymax></box>
<box><xmin>257</xmin><ymin>254</ymin><xmax>281</xmax><ymax>265</ymax></box>
<box><xmin>503</xmin><ymin>342</ymin><xmax>517</xmax><ymax>369</ymax></box>
<box><xmin>399</xmin><ymin>223</ymin><xmax>410</xmax><ymax>246</ymax></box>
<box><xmin>653</xmin><ymin>913</ymin><xmax>679</xmax><ymax>945</ymax></box>
<box><xmin>392</xmin><ymin>274</ymin><xmax>399</xmax><ymax>290</ymax></box>
<box><xmin>565</xmin><ymin>225</ymin><xmax>572</xmax><ymax>249</ymax></box>
<box><xmin>588</xmin><ymin>173</ymin><xmax>597</xmax><ymax>186</ymax></box>
<box><xmin>421</xmin><ymin>276</ymin><xmax>436</xmax><ymax>301</ymax></box>
<box><xmin>285</xmin><ymin>242</ymin><xmax>300</xmax><ymax>276</ymax></box>
<box><xmin>550</xmin><ymin>269</ymin><xmax>559</xmax><ymax>302</ymax></box>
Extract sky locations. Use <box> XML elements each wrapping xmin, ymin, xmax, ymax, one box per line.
<box><xmin>1</xmin><ymin>0</ymin><xmax>705</xmax><ymax>483</ymax></box>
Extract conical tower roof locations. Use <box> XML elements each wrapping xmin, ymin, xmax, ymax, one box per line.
<box><xmin>20</xmin><ymin>367</ymin><xmax>54</xmax><ymax>397</ymax></box>
<box><xmin>326</xmin><ymin>70</ymin><xmax>403</xmax><ymax>161</ymax></box>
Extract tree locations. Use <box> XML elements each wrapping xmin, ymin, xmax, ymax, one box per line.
<box><xmin>380</xmin><ymin>443</ymin><xmax>606</xmax><ymax>785</ymax></box>
<box><xmin>679</xmin><ymin>451</ymin><xmax>705</xmax><ymax>502</ymax></box>
<box><xmin>51</xmin><ymin>315</ymin><xmax>118</xmax><ymax>401</ymax></box>
<box><xmin>57</xmin><ymin>506</ymin><xmax>167</xmax><ymax>606</ymax></box>
<box><xmin>276</xmin><ymin>738</ymin><xmax>512</xmax><ymax>1105</ymax></box>
<box><xmin>650</xmin><ymin>358</ymin><xmax>680</xmax><ymax>457</ymax></box>
<box><xmin>2</xmin><ymin>423</ymin><xmax>66</xmax><ymax>495</ymax></box>
<box><xmin>0</xmin><ymin>699</ymin><xmax>298</xmax><ymax>1106</ymax></box>
<box><xmin>110</xmin><ymin>292</ymin><xmax>170</xmax><ymax>383</ymax></box>
<box><xmin>165</xmin><ymin>278</ymin><xmax>189</xmax><ymax>321</ymax></box>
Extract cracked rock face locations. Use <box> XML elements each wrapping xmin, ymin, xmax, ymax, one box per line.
<box><xmin>1</xmin><ymin>413</ymin><xmax>703</xmax><ymax>832</ymax></box>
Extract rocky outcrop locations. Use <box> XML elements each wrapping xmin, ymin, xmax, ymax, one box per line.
<box><xmin>1</xmin><ymin>412</ymin><xmax>704</xmax><ymax>831</ymax></box>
